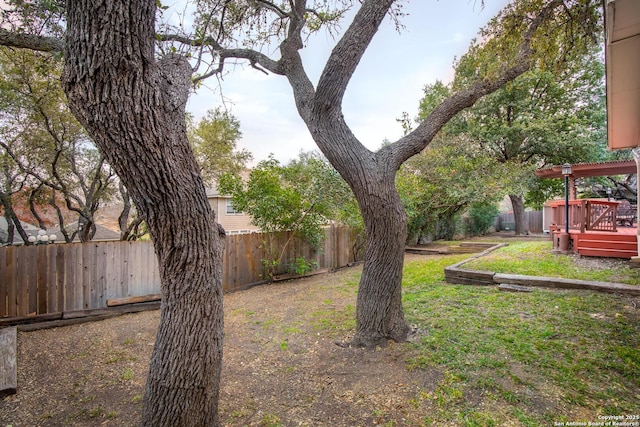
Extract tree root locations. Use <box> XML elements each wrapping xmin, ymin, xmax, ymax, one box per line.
<box><xmin>334</xmin><ymin>325</ymin><xmax>422</xmax><ymax>349</ymax></box>
<box><xmin>333</xmin><ymin>335</ymin><xmax>389</xmax><ymax>350</ymax></box>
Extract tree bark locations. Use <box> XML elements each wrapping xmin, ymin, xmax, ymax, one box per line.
<box><xmin>28</xmin><ymin>185</ymin><xmax>47</xmax><ymax>230</ymax></box>
<box><xmin>283</xmin><ymin>0</ymin><xmax>411</xmax><ymax>347</ymax></box>
<box><xmin>509</xmin><ymin>194</ymin><xmax>529</xmax><ymax>235</ymax></box>
<box><xmin>63</xmin><ymin>0</ymin><xmax>224</xmax><ymax>425</ymax></box>
<box><xmin>304</xmin><ymin>103</ymin><xmax>410</xmax><ymax>346</ymax></box>
<box><xmin>0</xmin><ymin>194</ymin><xmax>29</xmax><ymax>245</ymax></box>
<box><xmin>351</xmin><ymin>174</ymin><xmax>410</xmax><ymax>347</ymax></box>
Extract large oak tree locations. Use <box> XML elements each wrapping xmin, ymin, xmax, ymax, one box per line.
<box><xmin>2</xmin><ymin>1</ymin><xmax>224</xmax><ymax>424</ymax></box>
<box><xmin>0</xmin><ymin>0</ymin><xmax>601</xmax><ymax>424</ymax></box>
<box><xmin>437</xmin><ymin>45</ymin><xmax>608</xmax><ymax>235</ymax></box>
<box><xmin>192</xmin><ymin>0</ymin><xmax>599</xmax><ymax>348</ymax></box>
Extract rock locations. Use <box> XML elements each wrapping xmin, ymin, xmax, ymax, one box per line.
<box><xmin>498</xmin><ymin>284</ymin><xmax>533</xmax><ymax>293</ymax></box>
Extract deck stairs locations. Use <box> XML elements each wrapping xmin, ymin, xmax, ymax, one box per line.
<box><xmin>574</xmin><ymin>232</ymin><xmax>638</xmax><ymax>258</ymax></box>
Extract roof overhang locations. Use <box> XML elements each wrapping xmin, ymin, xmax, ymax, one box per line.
<box><xmin>605</xmin><ymin>0</ymin><xmax>640</xmax><ymax>150</ymax></box>
<box><xmin>535</xmin><ymin>160</ymin><xmax>637</xmax><ymax>178</ymax></box>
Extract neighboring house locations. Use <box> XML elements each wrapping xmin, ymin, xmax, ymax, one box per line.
<box><xmin>0</xmin><ymin>217</ymin><xmax>120</xmax><ymax>245</ymax></box>
<box><xmin>206</xmin><ymin>183</ymin><xmax>259</xmax><ymax>235</ymax></box>
<box><xmin>0</xmin><ymin>217</ymin><xmax>44</xmax><ymax>245</ymax></box>
<box><xmin>63</xmin><ymin>221</ymin><xmax>121</xmax><ymax>242</ymax></box>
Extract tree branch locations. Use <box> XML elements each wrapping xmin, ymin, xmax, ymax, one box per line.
<box><xmin>193</xmin><ymin>47</ymin><xmax>284</xmax><ymax>83</ymax></box>
<box><xmin>256</xmin><ymin>0</ymin><xmax>289</xmax><ymax>18</ymax></box>
<box><xmin>387</xmin><ymin>0</ymin><xmax>564</xmax><ymax>169</ymax></box>
<box><xmin>157</xmin><ymin>33</ymin><xmax>223</xmax><ymax>49</ymax></box>
<box><xmin>315</xmin><ymin>0</ymin><xmax>394</xmax><ymax>111</ymax></box>
<box><xmin>0</xmin><ymin>28</ymin><xmax>285</xmax><ymax>84</ymax></box>
<box><xmin>267</xmin><ymin>0</ymin><xmax>314</xmax><ymax>124</ymax></box>
<box><xmin>28</xmin><ymin>183</ymin><xmax>48</xmax><ymax>229</ymax></box>
<box><xmin>0</xmin><ymin>28</ymin><xmax>64</xmax><ymax>52</ymax></box>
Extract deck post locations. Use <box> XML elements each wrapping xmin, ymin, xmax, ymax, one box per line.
<box><xmin>632</xmin><ymin>149</ymin><xmax>640</xmax><ymax>265</ymax></box>
<box><xmin>558</xmin><ymin>232</ymin><xmax>571</xmax><ymax>253</ymax></box>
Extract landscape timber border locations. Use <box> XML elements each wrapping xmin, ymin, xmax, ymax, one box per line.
<box><xmin>444</xmin><ymin>243</ymin><xmax>640</xmax><ymax>296</ymax></box>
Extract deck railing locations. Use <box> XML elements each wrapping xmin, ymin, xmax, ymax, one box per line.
<box><xmin>549</xmin><ymin>199</ymin><xmax>619</xmax><ymax>233</ymax></box>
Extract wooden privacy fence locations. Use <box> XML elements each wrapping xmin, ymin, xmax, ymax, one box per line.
<box><xmin>497</xmin><ymin>210</ymin><xmax>543</xmax><ymax>233</ymax></box>
<box><xmin>0</xmin><ymin>225</ymin><xmax>361</xmax><ymax>319</ymax></box>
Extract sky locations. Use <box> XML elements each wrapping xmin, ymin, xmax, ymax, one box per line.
<box><xmin>183</xmin><ymin>1</ymin><xmax>510</xmax><ymax>164</ymax></box>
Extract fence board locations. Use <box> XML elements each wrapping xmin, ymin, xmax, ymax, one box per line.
<box><xmin>0</xmin><ymin>248</ymin><xmax>6</xmax><ymax>317</ymax></box>
<box><xmin>120</xmin><ymin>242</ymin><xmax>130</xmax><ymax>297</ymax></box>
<box><xmin>128</xmin><ymin>242</ymin><xmax>141</xmax><ymax>296</ymax></box>
<box><xmin>336</xmin><ymin>225</ymin><xmax>343</xmax><ymax>268</ymax></box>
<box><xmin>232</xmin><ymin>234</ymin><xmax>240</xmax><ymax>286</ymax></box>
<box><xmin>104</xmin><ymin>243</ymin><xmax>116</xmax><ymax>300</ymax></box>
<box><xmin>82</xmin><ymin>244</ymin><xmax>92</xmax><ymax>310</ymax></box>
<box><xmin>237</xmin><ymin>234</ymin><xmax>250</xmax><ymax>286</ymax></box>
<box><xmin>96</xmin><ymin>243</ymin><xmax>108</xmax><ymax>308</ymax></box>
<box><xmin>224</xmin><ymin>235</ymin><xmax>235</xmax><ymax>290</ymax></box>
<box><xmin>16</xmin><ymin>246</ymin><xmax>30</xmax><ymax>316</ymax></box>
<box><xmin>6</xmin><ymin>247</ymin><xmax>17</xmax><ymax>317</ymax></box>
<box><xmin>75</xmin><ymin>244</ymin><xmax>84</xmax><ymax>310</ymax></box>
<box><xmin>497</xmin><ymin>210</ymin><xmax>543</xmax><ymax>233</ymax></box>
<box><xmin>336</xmin><ymin>227</ymin><xmax>344</xmax><ymax>267</ymax></box>
<box><xmin>46</xmin><ymin>245</ymin><xmax>56</xmax><ymax>313</ymax></box>
<box><xmin>64</xmin><ymin>244</ymin><xmax>75</xmax><ymax>311</ymax></box>
<box><xmin>139</xmin><ymin>242</ymin><xmax>149</xmax><ymax>295</ymax></box>
<box><xmin>221</xmin><ymin>236</ymin><xmax>229</xmax><ymax>290</ymax></box>
<box><xmin>148</xmin><ymin>241</ymin><xmax>157</xmax><ymax>294</ymax></box>
<box><xmin>76</xmin><ymin>245</ymin><xmax>85</xmax><ymax>310</ymax></box>
<box><xmin>55</xmin><ymin>245</ymin><xmax>65</xmax><ymax>313</ymax></box>
<box><xmin>145</xmin><ymin>242</ymin><xmax>157</xmax><ymax>295</ymax></box>
<box><xmin>26</xmin><ymin>246</ymin><xmax>39</xmax><ymax>315</ymax></box>
<box><xmin>36</xmin><ymin>245</ymin><xmax>48</xmax><ymax>314</ymax></box>
<box><xmin>247</xmin><ymin>234</ymin><xmax>259</xmax><ymax>282</ymax></box>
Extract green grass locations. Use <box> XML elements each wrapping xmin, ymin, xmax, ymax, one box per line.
<box><xmin>462</xmin><ymin>241</ymin><xmax>640</xmax><ymax>284</ymax></box>
<box><xmin>401</xmin><ymin>252</ymin><xmax>640</xmax><ymax>425</ymax></box>
<box><xmin>120</xmin><ymin>368</ymin><xmax>134</xmax><ymax>381</ymax></box>
<box><xmin>310</xmin><ymin>304</ymin><xmax>356</xmax><ymax>338</ymax></box>
<box><xmin>259</xmin><ymin>413</ymin><xmax>283</xmax><ymax>427</ymax></box>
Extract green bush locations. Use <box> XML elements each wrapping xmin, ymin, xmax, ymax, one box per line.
<box><xmin>466</xmin><ymin>201</ymin><xmax>499</xmax><ymax>236</ymax></box>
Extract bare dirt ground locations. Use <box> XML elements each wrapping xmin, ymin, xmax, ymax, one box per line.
<box><xmin>0</xmin><ymin>255</ymin><xmax>445</xmax><ymax>427</ymax></box>
<box><xmin>0</xmin><ymin>245</ymin><xmax>636</xmax><ymax>427</ymax></box>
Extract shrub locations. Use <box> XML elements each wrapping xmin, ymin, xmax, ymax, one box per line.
<box><xmin>466</xmin><ymin>201</ymin><xmax>499</xmax><ymax>236</ymax></box>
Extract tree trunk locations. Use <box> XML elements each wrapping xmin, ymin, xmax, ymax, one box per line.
<box><xmin>351</xmin><ymin>175</ymin><xmax>410</xmax><ymax>347</ymax></box>
<box><xmin>63</xmin><ymin>0</ymin><xmax>224</xmax><ymax>425</ymax></box>
<box><xmin>307</xmin><ymin>124</ymin><xmax>410</xmax><ymax>347</ymax></box>
<box><xmin>0</xmin><ymin>194</ymin><xmax>29</xmax><ymax>245</ymax></box>
<box><xmin>509</xmin><ymin>194</ymin><xmax>529</xmax><ymax>235</ymax></box>
<box><xmin>1</xmin><ymin>208</ymin><xmax>15</xmax><ymax>244</ymax></box>
<box><xmin>28</xmin><ymin>185</ymin><xmax>48</xmax><ymax>229</ymax></box>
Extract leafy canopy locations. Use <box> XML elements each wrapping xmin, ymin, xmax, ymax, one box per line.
<box><xmin>218</xmin><ymin>151</ymin><xmax>358</xmax><ymax>249</ymax></box>
<box><xmin>413</xmin><ymin>12</ymin><xmax>614</xmax><ymax>209</ymax></box>
<box><xmin>187</xmin><ymin>108</ymin><xmax>252</xmax><ymax>185</ymax></box>
<box><xmin>0</xmin><ymin>46</ymin><xmax>117</xmax><ymax>241</ymax></box>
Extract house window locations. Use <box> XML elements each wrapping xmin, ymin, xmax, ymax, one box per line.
<box><xmin>226</xmin><ymin>199</ymin><xmax>241</xmax><ymax>215</ymax></box>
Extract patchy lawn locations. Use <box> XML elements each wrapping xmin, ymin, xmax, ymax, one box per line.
<box><xmin>403</xmin><ymin>255</ymin><xmax>640</xmax><ymax>426</ymax></box>
<box><xmin>1</xmin><ymin>250</ymin><xmax>638</xmax><ymax>426</ymax></box>
<box><xmin>463</xmin><ymin>240</ymin><xmax>640</xmax><ymax>285</ymax></box>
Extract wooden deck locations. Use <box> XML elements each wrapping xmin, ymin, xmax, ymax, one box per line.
<box><xmin>548</xmin><ymin>199</ymin><xmax>638</xmax><ymax>258</ymax></box>
<box><xmin>552</xmin><ymin>226</ymin><xmax>638</xmax><ymax>258</ymax></box>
